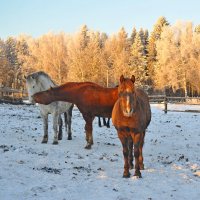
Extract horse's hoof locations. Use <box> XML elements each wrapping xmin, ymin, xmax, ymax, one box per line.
<box><xmin>41</xmin><ymin>140</ymin><xmax>48</xmax><ymax>144</ymax></box>
<box><xmin>129</xmin><ymin>164</ymin><xmax>134</xmax><ymax>169</ymax></box>
<box><xmin>140</xmin><ymin>165</ymin><xmax>144</xmax><ymax>170</ymax></box>
<box><xmin>123</xmin><ymin>172</ymin><xmax>130</xmax><ymax>178</ymax></box>
<box><xmin>58</xmin><ymin>136</ymin><xmax>62</xmax><ymax>140</ymax></box>
<box><xmin>52</xmin><ymin>141</ymin><xmax>58</xmax><ymax>145</ymax></box>
<box><xmin>134</xmin><ymin>171</ymin><xmax>142</xmax><ymax>178</ymax></box>
<box><xmin>68</xmin><ymin>135</ymin><xmax>72</xmax><ymax>140</ymax></box>
<box><xmin>84</xmin><ymin>144</ymin><xmax>92</xmax><ymax>149</ymax></box>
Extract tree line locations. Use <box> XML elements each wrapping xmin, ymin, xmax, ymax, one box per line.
<box><xmin>0</xmin><ymin>16</ymin><xmax>200</xmax><ymax>96</ymax></box>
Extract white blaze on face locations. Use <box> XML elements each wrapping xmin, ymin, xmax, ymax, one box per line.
<box><xmin>126</xmin><ymin>95</ymin><xmax>131</xmax><ymax>112</ymax></box>
<box><xmin>123</xmin><ymin>88</ymin><xmax>133</xmax><ymax>115</ymax></box>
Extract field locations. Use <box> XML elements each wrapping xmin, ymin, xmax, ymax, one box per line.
<box><xmin>0</xmin><ymin>103</ymin><xmax>200</xmax><ymax>200</ymax></box>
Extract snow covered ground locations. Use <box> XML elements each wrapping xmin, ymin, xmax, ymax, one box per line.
<box><xmin>0</xmin><ymin>103</ymin><xmax>200</xmax><ymax>200</ymax></box>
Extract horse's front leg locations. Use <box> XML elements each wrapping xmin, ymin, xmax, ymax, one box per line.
<box><xmin>52</xmin><ymin>112</ymin><xmax>59</xmax><ymax>145</ymax></box>
<box><xmin>41</xmin><ymin>114</ymin><xmax>48</xmax><ymax>143</ymax></box>
<box><xmin>118</xmin><ymin>132</ymin><xmax>130</xmax><ymax>178</ymax></box>
<box><xmin>131</xmin><ymin>133</ymin><xmax>142</xmax><ymax>178</ymax></box>
<box><xmin>83</xmin><ymin>114</ymin><xmax>94</xmax><ymax>149</ymax></box>
<box><xmin>139</xmin><ymin>131</ymin><xmax>145</xmax><ymax>170</ymax></box>
<box><xmin>128</xmin><ymin>136</ymin><xmax>134</xmax><ymax>169</ymax></box>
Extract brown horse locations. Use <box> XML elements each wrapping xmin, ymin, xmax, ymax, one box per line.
<box><xmin>33</xmin><ymin>81</ymin><xmax>118</xmax><ymax>149</ymax></box>
<box><xmin>112</xmin><ymin>75</ymin><xmax>151</xmax><ymax>178</ymax></box>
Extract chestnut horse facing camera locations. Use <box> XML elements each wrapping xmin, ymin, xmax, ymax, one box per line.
<box><xmin>33</xmin><ymin>81</ymin><xmax>118</xmax><ymax>149</ymax></box>
<box><xmin>112</xmin><ymin>75</ymin><xmax>151</xmax><ymax>178</ymax></box>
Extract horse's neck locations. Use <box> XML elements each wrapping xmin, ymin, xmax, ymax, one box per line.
<box><xmin>50</xmin><ymin>84</ymin><xmax>80</xmax><ymax>104</ymax></box>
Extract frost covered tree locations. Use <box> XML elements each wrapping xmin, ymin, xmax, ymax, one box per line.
<box><xmin>27</xmin><ymin>32</ymin><xmax>70</xmax><ymax>84</ymax></box>
<box><xmin>155</xmin><ymin>21</ymin><xmax>200</xmax><ymax>96</ymax></box>
<box><xmin>68</xmin><ymin>28</ymin><xmax>107</xmax><ymax>84</ymax></box>
<box><xmin>104</xmin><ymin>27</ymin><xmax>131</xmax><ymax>85</ymax></box>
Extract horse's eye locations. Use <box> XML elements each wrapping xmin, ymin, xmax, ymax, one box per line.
<box><xmin>33</xmin><ymin>86</ymin><xmax>35</xmax><ymax>89</ymax></box>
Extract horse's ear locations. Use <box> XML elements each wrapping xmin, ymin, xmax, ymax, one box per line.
<box><xmin>131</xmin><ymin>75</ymin><xmax>135</xmax><ymax>83</ymax></box>
<box><xmin>24</xmin><ymin>75</ymin><xmax>27</xmax><ymax>79</ymax></box>
<box><xmin>120</xmin><ymin>75</ymin><xmax>125</xmax><ymax>83</ymax></box>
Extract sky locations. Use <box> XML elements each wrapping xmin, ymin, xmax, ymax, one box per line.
<box><xmin>0</xmin><ymin>0</ymin><xmax>200</xmax><ymax>39</ymax></box>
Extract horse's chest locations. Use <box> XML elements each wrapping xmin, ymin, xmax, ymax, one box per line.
<box><xmin>39</xmin><ymin>102</ymin><xmax>58</xmax><ymax>114</ymax></box>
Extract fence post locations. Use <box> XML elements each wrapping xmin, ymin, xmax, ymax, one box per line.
<box><xmin>164</xmin><ymin>96</ymin><xmax>167</xmax><ymax>114</ymax></box>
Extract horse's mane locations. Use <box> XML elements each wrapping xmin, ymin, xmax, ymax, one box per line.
<box><xmin>55</xmin><ymin>81</ymin><xmax>117</xmax><ymax>92</ymax></box>
<box><xmin>27</xmin><ymin>71</ymin><xmax>57</xmax><ymax>91</ymax></box>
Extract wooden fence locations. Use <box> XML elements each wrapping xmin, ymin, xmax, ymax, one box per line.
<box><xmin>149</xmin><ymin>95</ymin><xmax>200</xmax><ymax>113</ymax></box>
<box><xmin>0</xmin><ymin>87</ymin><xmax>28</xmax><ymax>102</ymax></box>
<box><xmin>0</xmin><ymin>87</ymin><xmax>200</xmax><ymax>113</ymax></box>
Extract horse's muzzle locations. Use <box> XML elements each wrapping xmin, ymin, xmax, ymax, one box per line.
<box><xmin>123</xmin><ymin>109</ymin><xmax>134</xmax><ymax>117</ymax></box>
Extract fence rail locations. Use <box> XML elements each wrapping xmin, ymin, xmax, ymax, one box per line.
<box><xmin>0</xmin><ymin>87</ymin><xmax>28</xmax><ymax>100</ymax></box>
<box><xmin>149</xmin><ymin>95</ymin><xmax>200</xmax><ymax>113</ymax></box>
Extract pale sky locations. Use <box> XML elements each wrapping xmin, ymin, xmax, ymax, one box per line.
<box><xmin>0</xmin><ymin>0</ymin><xmax>200</xmax><ymax>39</ymax></box>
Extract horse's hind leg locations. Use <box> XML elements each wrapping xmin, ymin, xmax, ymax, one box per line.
<box><xmin>118</xmin><ymin>133</ymin><xmax>130</xmax><ymax>178</ymax></box>
<box><xmin>139</xmin><ymin>132</ymin><xmax>145</xmax><ymax>170</ymax></box>
<box><xmin>64</xmin><ymin>107</ymin><xmax>72</xmax><ymax>140</ymax></box>
<box><xmin>128</xmin><ymin>136</ymin><xmax>134</xmax><ymax>169</ymax></box>
<box><xmin>83</xmin><ymin>114</ymin><xmax>94</xmax><ymax>149</ymax></box>
<box><xmin>98</xmin><ymin>117</ymin><xmax>102</xmax><ymax>127</ymax></box>
<box><xmin>58</xmin><ymin>115</ymin><xmax>63</xmax><ymax>140</ymax></box>
<box><xmin>103</xmin><ymin>118</ymin><xmax>107</xmax><ymax>126</ymax></box>
<box><xmin>131</xmin><ymin>133</ymin><xmax>142</xmax><ymax>178</ymax></box>
<box><xmin>106</xmin><ymin>118</ymin><xmax>110</xmax><ymax>128</ymax></box>
<box><xmin>41</xmin><ymin>114</ymin><xmax>48</xmax><ymax>143</ymax></box>
<box><xmin>52</xmin><ymin>113</ymin><xmax>59</xmax><ymax>145</ymax></box>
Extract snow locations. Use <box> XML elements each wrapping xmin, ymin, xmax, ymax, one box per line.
<box><xmin>0</xmin><ymin>103</ymin><xmax>200</xmax><ymax>200</ymax></box>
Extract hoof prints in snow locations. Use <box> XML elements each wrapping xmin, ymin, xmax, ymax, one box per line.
<box><xmin>34</xmin><ymin>167</ymin><xmax>62</xmax><ymax>175</ymax></box>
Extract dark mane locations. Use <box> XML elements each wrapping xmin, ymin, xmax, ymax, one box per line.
<box><xmin>27</xmin><ymin>71</ymin><xmax>57</xmax><ymax>86</ymax></box>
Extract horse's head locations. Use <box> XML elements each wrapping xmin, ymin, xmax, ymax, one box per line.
<box><xmin>26</xmin><ymin>74</ymin><xmax>41</xmax><ymax>103</ymax></box>
<box><xmin>33</xmin><ymin>87</ymin><xmax>54</xmax><ymax>105</ymax></box>
<box><xmin>118</xmin><ymin>75</ymin><xmax>136</xmax><ymax>117</ymax></box>
<box><xmin>26</xmin><ymin>71</ymin><xmax>55</xmax><ymax>104</ymax></box>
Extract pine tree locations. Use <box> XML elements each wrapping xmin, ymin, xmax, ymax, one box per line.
<box><xmin>108</xmin><ymin>27</ymin><xmax>130</xmax><ymax>84</ymax></box>
<box><xmin>99</xmin><ymin>32</ymin><xmax>108</xmax><ymax>48</ymax></box>
<box><xmin>143</xmin><ymin>29</ymin><xmax>149</xmax><ymax>56</ymax></box>
<box><xmin>5</xmin><ymin>37</ymin><xmax>20</xmax><ymax>88</ymax></box>
<box><xmin>194</xmin><ymin>25</ymin><xmax>200</xmax><ymax>34</ymax></box>
<box><xmin>0</xmin><ymin>39</ymin><xmax>12</xmax><ymax>87</ymax></box>
<box><xmin>130</xmin><ymin>33</ymin><xmax>147</xmax><ymax>87</ymax></box>
<box><xmin>16</xmin><ymin>37</ymin><xmax>30</xmax><ymax>89</ymax></box>
<box><xmin>129</xmin><ymin>27</ymin><xmax>137</xmax><ymax>44</ymax></box>
<box><xmin>147</xmin><ymin>16</ymin><xmax>169</xmax><ymax>85</ymax></box>
<box><xmin>78</xmin><ymin>25</ymin><xmax>90</xmax><ymax>50</ymax></box>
